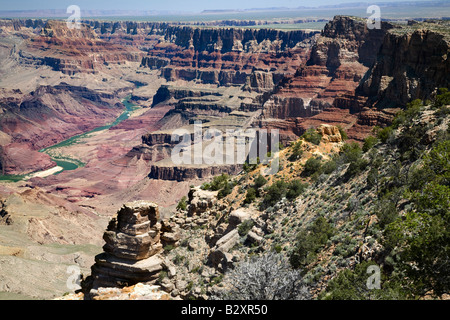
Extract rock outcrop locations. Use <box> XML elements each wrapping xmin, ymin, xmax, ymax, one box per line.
<box><xmin>60</xmin><ymin>283</ymin><xmax>171</xmax><ymax>300</ymax></box>
<box><xmin>86</xmin><ymin>201</ymin><xmax>165</xmax><ymax>295</ymax></box>
<box><xmin>188</xmin><ymin>187</ymin><xmax>218</xmax><ymax>216</ymax></box>
<box><xmin>0</xmin><ymin>200</ymin><xmax>12</xmax><ymax>225</ymax></box>
<box><xmin>358</xmin><ymin>23</ymin><xmax>450</xmax><ymax>108</ymax></box>
<box><xmin>316</xmin><ymin>124</ymin><xmax>343</xmax><ymax>143</ymax></box>
<box><xmin>151</xmin><ymin>85</ymin><xmax>224</xmax><ymax>107</ymax></box>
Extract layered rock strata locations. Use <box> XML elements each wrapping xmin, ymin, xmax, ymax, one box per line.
<box><xmin>140</xmin><ymin>25</ymin><xmax>318</xmax><ymax>89</ymax></box>
<box><xmin>87</xmin><ymin>201</ymin><xmax>165</xmax><ymax>292</ymax></box>
<box><xmin>148</xmin><ymin>164</ymin><xmax>243</xmax><ymax>182</ymax></box>
<box><xmin>26</xmin><ymin>21</ymin><xmax>143</xmax><ymax>75</ymax></box>
<box><xmin>252</xmin><ymin>16</ymin><xmax>407</xmax><ymax>142</ymax></box>
<box><xmin>358</xmin><ymin>23</ymin><xmax>450</xmax><ymax>108</ymax></box>
<box><xmin>261</xmin><ymin>16</ymin><xmax>395</xmax><ymax>120</ymax></box>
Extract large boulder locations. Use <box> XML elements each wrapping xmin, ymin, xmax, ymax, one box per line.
<box><xmin>208</xmin><ymin>229</ymin><xmax>240</xmax><ymax>268</ymax></box>
<box><xmin>188</xmin><ymin>187</ymin><xmax>218</xmax><ymax>216</ymax></box>
<box><xmin>228</xmin><ymin>208</ymin><xmax>251</xmax><ymax>228</ymax></box>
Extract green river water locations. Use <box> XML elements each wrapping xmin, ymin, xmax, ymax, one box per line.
<box><xmin>0</xmin><ymin>96</ymin><xmax>138</xmax><ymax>182</ymax></box>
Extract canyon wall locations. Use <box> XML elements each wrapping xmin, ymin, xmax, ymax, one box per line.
<box><xmin>138</xmin><ymin>17</ymin><xmax>450</xmax><ymax>183</ymax></box>
<box><xmin>2</xmin><ymin>17</ymin><xmax>449</xmax><ymax>179</ymax></box>
<box><xmin>32</xmin><ymin>21</ymin><xmax>143</xmax><ymax>75</ymax></box>
<box><xmin>148</xmin><ymin>164</ymin><xmax>243</xmax><ymax>182</ymax></box>
<box><xmin>243</xmin><ymin>17</ymin><xmax>450</xmax><ymax>144</ymax></box>
<box><xmin>1</xmin><ymin>19</ymin><xmax>143</xmax><ymax>75</ymax></box>
<box><xmin>140</xmin><ymin>24</ymin><xmax>318</xmax><ymax>89</ymax></box>
<box><xmin>261</xmin><ymin>16</ymin><xmax>395</xmax><ymax>120</ymax></box>
<box><xmin>358</xmin><ymin>26</ymin><xmax>450</xmax><ymax>108</ymax></box>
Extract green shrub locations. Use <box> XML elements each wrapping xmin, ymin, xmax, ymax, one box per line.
<box><xmin>290</xmin><ymin>217</ymin><xmax>335</xmax><ymax>269</ymax></box>
<box><xmin>210</xmin><ymin>174</ymin><xmax>229</xmax><ymax>191</ymax></box>
<box><xmin>273</xmin><ymin>244</ymin><xmax>283</xmax><ymax>253</ymax></box>
<box><xmin>433</xmin><ymin>88</ymin><xmax>450</xmax><ymax>108</ymax></box>
<box><xmin>244</xmin><ymin>188</ymin><xmax>257</xmax><ymax>204</ymax></box>
<box><xmin>302</xmin><ymin>128</ymin><xmax>322</xmax><ymax>145</ymax></box>
<box><xmin>337</xmin><ymin>125</ymin><xmax>348</xmax><ymax>141</ymax></box>
<box><xmin>436</xmin><ymin>104</ymin><xmax>450</xmax><ymax>120</ymax></box>
<box><xmin>243</xmin><ymin>158</ymin><xmax>260</xmax><ymax>173</ymax></box>
<box><xmin>253</xmin><ymin>175</ymin><xmax>267</xmax><ymax>196</ymax></box>
<box><xmin>340</xmin><ymin>142</ymin><xmax>363</xmax><ymax>163</ymax></box>
<box><xmin>375</xmin><ymin>196</ymin><xmax>399</xmax><ymax>228</ymax></box>
<box><xmin>339</xmin><ymin>143</ymin><xmax>368</xmax><ymax>180</ymax></box>
<box><xmin>200</xmin><ymin>183</ymin><xmax>211</xmax><ymax>190</ymax></box>
<box><xmin>186</xmin><ymin>281</ymin><xmax>194</xmax><ymax>292</ymax></box>
<box><xmin>345</xmin><ymin>158</ymin><xmax>368</xmax><ymax>180</ymax></box>
<box><xmin>289</xmin><ymin>141</ymin><xmax>304</xmax><ymax>161</ymax></box>
<box><xmin>176</xmin><ymin>196</ymin><xmax>188</xmax><ymax>211</ymax></box>
<box><xmin>164</xmin><ymin>244</ymin><xmax>175</xmax><ymax>252</ymax></box>
<box><xmin>218</xmin><ymin>181</ymin><xmax>234</xmax><ymax>199</ymax></box>
<box><xmin>383</xmin><ymin>140</ymin><xmax>450</xmax><ymax>297</ymax></box>
<box><xmin>333</xmin><ymin>235</ymin><xmax>357</xmax><ymax>258</ymax></box>
<box><xmin>173</xmin><ymin>254</ymin><xmax>185</xmax><ymax>265</ymax></box>
<box><xmin>367</xmin><ymin>167</ymin><xmax>379</xmax><ymax>191</ymax></box>
<box><xmin>302</xmin><ymin>157</ymin><xmax>322</xmax><ymax>177</ymax></box>
<box><xmin>202</xmin><ymin>174</ymin><xmax>235</xmax><ymax>199</ymax></box>
<box><xmin>158</xmin><ymin>270</ymin><xmax>168</xmax><ymax>282</ymax></box>
<box><xmin>385</xmin><ymin>210</ymin><xmax>449</xmax><ymax>297</ymax></box>
<box><xmin>392</xmin><ymin>99</ymin><xmax>423</xmax><ymax>128</ymax></box>
<box><xmin>238</xmin><ymin>220</ymin><xmax>255</xmax><ymax>236</ymax></box>
<box><xmin>396</xmin><ymin>119</ymin><xmax>428</xmax><ymax>161</ymax></box>
<box><xmin>286</xmin><ymin>180</ymin><xmax>308</xmax><ymax>200</ymax></box>
<box><xmin>210</xmin><ymin>275</ymin><xmax>224</xmax><ymax>286</ymax></box>
<box><xmin>362</xmin><ymin>136</ymin><xmax>378</xmax><ymax>152</ymax></box>
<box><xmin>376</xmin><ymin>126</ymin><xmax>393</xmax><ymax>143</ymax></box>
<box><xmin>259</xmin><ymin>180</ymin><xmax>288</xmax><ymax>210</ymax></box>
<box><xmin>318</xmin><ymin>262</ymin><xmax>407</xmax><ymax>300</ymax></box>
<box><xmin>322</xmin><ymin>159</ymin><xmax>337</xmax><ymax>175</ymax></box>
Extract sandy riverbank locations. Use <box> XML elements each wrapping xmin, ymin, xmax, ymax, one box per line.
<box><xmin>25</xmin><ymin>166</ymin><xmax>63</xmax><ymax>179</ymax></box>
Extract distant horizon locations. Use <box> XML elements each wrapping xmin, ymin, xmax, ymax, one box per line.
<box><xmin>0</xmin><ymin>0</ymin><xmax>446</xmax><ymax>15</ymax></box>
<box><xmin>0</xmin><ymin>0</ymin><xmax>448</xmax><ymax>21</ymax></box>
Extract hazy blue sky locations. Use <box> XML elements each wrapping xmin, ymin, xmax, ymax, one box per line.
<box><xmin>0</xmin><ymin>0</ymin><xmax>433</xmax><ymax>12</ymax></box>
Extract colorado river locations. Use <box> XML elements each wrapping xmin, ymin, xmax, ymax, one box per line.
<box><xmin>0</xmin><ymin>95</ymin><xmax>138</xmax><ymax>181</ymax></box>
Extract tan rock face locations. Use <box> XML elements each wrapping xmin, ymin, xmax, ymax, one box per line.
<box><xmin>188</xmin><ymin>187</ymin><xmax>219</xmax><ymax>216</ymax></box>
<box><xmin>209</xmin><ymin>229</ymin><xmax>240</xmax><ymax>267</ymax></box>
<box><xmin>228</xmin><ymin>208</ymin><xmax>251</xmax><ymax>228</ymax></box>
<box><xmin>316</xmin><ymin>124</ymin><xmax>343</xmax><ymax>143</ymax></box>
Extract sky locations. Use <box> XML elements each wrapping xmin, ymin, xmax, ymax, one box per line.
<box><xmin>0</xmin><ymin>0</ymin><xmax>435</xmax><ymax>12</ymax></box>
